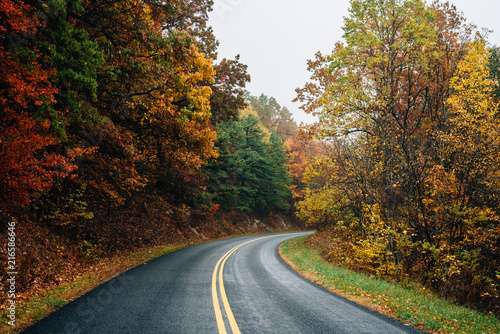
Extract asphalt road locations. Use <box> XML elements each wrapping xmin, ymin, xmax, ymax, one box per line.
<box><xmin>22</xmin><ymin>232</ymin><xmax>423</xmax><ymax>334</ymax></box>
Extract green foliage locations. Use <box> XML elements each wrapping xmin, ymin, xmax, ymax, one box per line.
<box><xmin>206</xmin><ymin>115</ymin><xmax>292</xmax><ymax>213</ymax></box>
<box><xmin>488</xmin><ymin>46</ymin><xmax>500</xmax><ymax>98</ymax></box>
<box><xmin>35</xmin><ymin>0</ymin><xmax>104</xmax><ymax>136</ymax></box>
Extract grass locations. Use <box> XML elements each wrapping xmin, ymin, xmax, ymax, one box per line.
<box><xmin>280</xmin><ymin>235</ymin><xmax>500</xmax><ymax>334</ymax></box>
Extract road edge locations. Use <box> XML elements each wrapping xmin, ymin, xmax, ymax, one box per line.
<box><xmin>278</xmin><ymin>236</ymin><xmax>426</xmax><ymax>334</ymax></box>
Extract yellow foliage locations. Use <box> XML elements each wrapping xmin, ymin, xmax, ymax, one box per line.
<box><xmin>445</xmin><ymin>39</ymin><xmax>500</xmax><ymax>158</ymax></box>
<box><xmin>239</xmin><ymin>106</ymin><xmax>271</xmax><ymax>142</ymax></box>
<box><xmin>351</xmin><ymin>204</ymin><xmax>396</xmax><ymax>276</ymax></box>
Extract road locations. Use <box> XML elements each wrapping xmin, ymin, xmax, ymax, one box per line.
<box><xmin>22</xmin><ymin>232</ymin><xmax>423</xmax><ymax>334</ymax></box>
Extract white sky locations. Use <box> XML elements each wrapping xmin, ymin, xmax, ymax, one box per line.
<box><xmin>208</xmin><ymin>0</ymin><xmax>500</xmax><ymax>125</ymax></box>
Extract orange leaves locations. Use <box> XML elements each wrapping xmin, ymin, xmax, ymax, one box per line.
<box><xmin>284</xmin><ymin>137</ymin><xmax>308</xmax><ymax>198</ymax></box>
<box><xmin>0</xmin><ymin>0</ymin><xmax>39</xmax><ymax>36</ymax></box>
<box><xmin>0</xmin><ymin>0</ymin><xmax>74</xmax><ymax>212</ymax></box>
<box><xmin>76</xmin><ymin>0</ymin><xmax>218</xmax><ymax>207</ymax></box>
<box><xmin>423</xmin><ymin>165</ymin><xmax>458</xmax><ymax>202</ymax></box>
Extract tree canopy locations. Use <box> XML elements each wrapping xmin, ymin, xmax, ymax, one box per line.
<box><xmin>295</xmin><ymin>0</ymin><xmax>500</xmax><ymax>314</ymax></box>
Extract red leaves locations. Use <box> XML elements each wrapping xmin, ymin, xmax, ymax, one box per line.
<box><xmin>0</xmin><ymin>0</ymin><xmax>71</xmax><ymax>212</ymax></box>
<box><xmin>0</xmin><ymin>0</ymin><xmax>39</xmax><ymax>36</ymax></box>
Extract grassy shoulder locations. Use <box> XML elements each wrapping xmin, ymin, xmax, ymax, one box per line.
<box><xmin>279</xmin><ymin>235</ymin><xmax>500</xmax><ymax>334</ymax></box>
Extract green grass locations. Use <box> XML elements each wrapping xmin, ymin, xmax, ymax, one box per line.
<box><xmin>280</xmin><ymin>235</ymin><xmax>500</xmax><ymax>334</ymax></box>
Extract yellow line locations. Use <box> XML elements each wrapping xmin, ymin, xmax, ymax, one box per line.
<box><xmin>212</xmin><ymin>255</ymin><xmax>227</xmax><ymax>334</ymax></box>
<box><xmin>212</xmin><ymin>235</ymin><xmax>280</xmax><ymax>334</ymax></box>
<box><xmin>220</xmin><ymin>246</ymin><xmax>241</xmax><ymax>334</ymax></box>
<box><xmin>212</xmin><ymin>243</ymin><xmax>243</xmax><ymax>333</ymax></box>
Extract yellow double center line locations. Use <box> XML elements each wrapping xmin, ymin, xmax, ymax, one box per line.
<box><xmin>211</xmin><ymin>235</ymin><xmax>274</xmax><ymax>334</ymax></box>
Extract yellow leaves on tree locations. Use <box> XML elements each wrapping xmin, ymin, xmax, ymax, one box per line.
<box><xmin>294</xmin><ymin>1</ymin><xmax>500</xmax><ymax>312</ymax></box>
<box><xmin>437</xmin><ymin>39</ymin><xmax>500</xmax><ymax>236</ymax></box>
<box><xmin>354</xmin><ymin>204</ymin><xmax>397</xmax><ymax>276</ymax></box>
<box><xmin>445</xmin><ymin>39</ymin><xmax>500</xmax><ymax>164</ymax></box>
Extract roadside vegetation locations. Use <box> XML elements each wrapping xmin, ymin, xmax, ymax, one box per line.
<box><xmin>280</xmin><ymin>235</ymin><xmax>500</xmax><ymax>334</ymax></box>
<box><xmin>2</xmin><ymin>0</ymin><xmax>500</xmax><ymax>332</ymax></box>
<box><xmin>294</xmin><ymin>0</ymin><xmax>500</xmax><ymax>317</ymax></box>
<box><xmin>1</xmin><ymin>1</ymin><xmax>305</xmax><ymax>331</ymax></box>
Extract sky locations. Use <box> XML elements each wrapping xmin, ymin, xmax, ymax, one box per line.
<box><xmin>208</xmin><ymin>0</ymin><xmax>500</xmax><ymax>125</ymax></box>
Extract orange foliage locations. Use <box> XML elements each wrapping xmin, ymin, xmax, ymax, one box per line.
<box><xmin>0</xmin><ymin>0</ymin><xmax>73</xmax><ymax>212</ymax></box>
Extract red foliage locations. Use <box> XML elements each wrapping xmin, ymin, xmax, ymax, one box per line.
<box><xmin>0</xmin><ymin>0</ymin><xmax>72</xmax><ymax>212</ymax></box>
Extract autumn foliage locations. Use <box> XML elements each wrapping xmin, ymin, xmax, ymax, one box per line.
<box><xmin>0</xmin><ymin>0</ymin><xmax>297</xmax><ymax>311</ymax></box>
<box><xmin>296</xmin><ymin>0</ymin><xmax>500</xmax><ymax>315</ymax></box>
<box><xmin>0</xmin><ymin>0</ymin><xmax>74</xmax><ymax>212</ymax></box>
<box><xmin>4</xmin><ymin>0</ymin><xmax>499</xmax><ymax>323</ymax></box>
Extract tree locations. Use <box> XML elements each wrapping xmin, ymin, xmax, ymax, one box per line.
<box><xmin>206</xmin><ymin>115</ymin><xmax>292</xmax><ymax>213</ymax></box>
<box><xmin>248</xmin><ymin>93</ymin><xmax>298</xmax><ymax>139</ymax></box>
<box><xmin>439</xmin><ymin>39</ymin><xmax>500</xmax><ymax>241</ymax></box>
<box><xmin>205</xmin><ymin>119</ymin><xmax>245</xmax><ymax>211</ymax></box>
<box><xmin>488</xmin><ymin>45</ymin><xmax>500</xmax><ymax>99</ymax></box>
<box><xmin>152</xmin><ymin>0</ymin><xmax>219</xmax><ymax>58</ymax></box>
<box><xmin>284</xmin><ymin>137</ymin><xmax>307</xmax><ymax>199</ymax></box>
<box><xmin>210</xmin><ymin>55</ymin><xmax>251</xmax><ymax>123</ymax></box>
<box><xmin>32</xmin><ymin>0</ymin><xmax>104</xmax><ymax>139</ymax></box>
<box><xmin>297</xmin><ymin>0</ymin><xmax>444</xmax><ymax>240</ymax></box>
<box><xmin>295</xmin><ymin>0</ymin><xmax>500</xmax><ymax>311</ymax></box>
<box><xmin>0</xmin><ymin>0</ymin><xmax>74</xmax><ymax>213</ymax></box>
<box><xmin>295</xmin><ymin>0</ymin><xmax>474</xmax><ymax>243</ymax></box>
<box><xmin>422</xmin><ymin>38</ymin><xmax>500</xmax><ymax>309</ymax></box>
<box><xmin>147</xmin><ymin>0</ymin><xmax>251</xmax><ymax>124</ymax></box>
<box><xmin>265</xmin><ymin>132</ymin><xmax>292</xmax><ymax>211</ymax></box>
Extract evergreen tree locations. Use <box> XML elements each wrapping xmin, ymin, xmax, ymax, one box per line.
<box><xmin>34</xmin><ymin>0</ymin><xmax>104</xmax><ymax>138</ymax></box>
<box><xmin>205</xmin><ymin>120</ymin><xmax>244</xmax><ymax>211</ymax></box>
<box><xmin>206</xmin><ymin>115</ymin><xmax>292</xmax><ymax>213</ymax></box>
<box><xmin>266</xmin><ymin>132</ymin><xmax>292</xmax><ymax>211</ymax></box>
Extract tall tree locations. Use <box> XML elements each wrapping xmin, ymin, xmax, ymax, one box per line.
<box><xmin>206</xmin><ymin>115</ymin><xmax>292</xmax><ymax>213</ymax></box>
<box><xmin>295</xmin><ymin>0</ymin><xmax>500</xmax><ymax>311</ymax></box>
<box><xmin>266</xmin><ymin>132</ymin><xmax>292</xmax><ymax>211</ymax></box>
<box><xmin>210</xmin><ymin>55</ymin><xmax>250</xmax><ymax>123</ymax></box>
<box><xmin>437</xmin><ymin>39</ymin><xmax>500</xmax><ymax>242</ymax></box>
<box><xmin>32</xmin><ymin>0</ymin><xmax>104</xmax><ymax>139</ymax></box>
<box><xmin>0</xmin><ymin>0</ymin><xmax>74</xmax><ymax>213</ymax></box>
<box><xmin>488</xmin><ymin>45</ymin><xmax>500</xmax><ymax>99</ymax></box>
<box><xmin>296</xmin><ymin>0</ymin><xmax>473</xmax><ymax>244</ymax></box>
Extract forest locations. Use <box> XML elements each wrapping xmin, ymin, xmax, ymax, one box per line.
<box><xmin>0</xmin><ymin>0</ymin><xmax>306</xmax><ymax>308</ymax></box>
<box><xmin>1</xmin><ymin>0</ymin><xmax>499</xmax><ymax>322</ymax></box>
<box><xmin>295</xmin><ymin>0</ymin><xmax>500</xmax><ymax>316</ymax></box>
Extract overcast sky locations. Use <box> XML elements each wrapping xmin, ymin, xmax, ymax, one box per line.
<box><xmin>208</xmin><ymin>0</ymin><xmax>500</xmax><ymax>125</ymax></box>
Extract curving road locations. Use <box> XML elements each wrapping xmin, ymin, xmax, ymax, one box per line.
<box><xmin>22</xmin><ymin>232</ymin><xmax>422</xmax><ymax>334</ymax></box>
